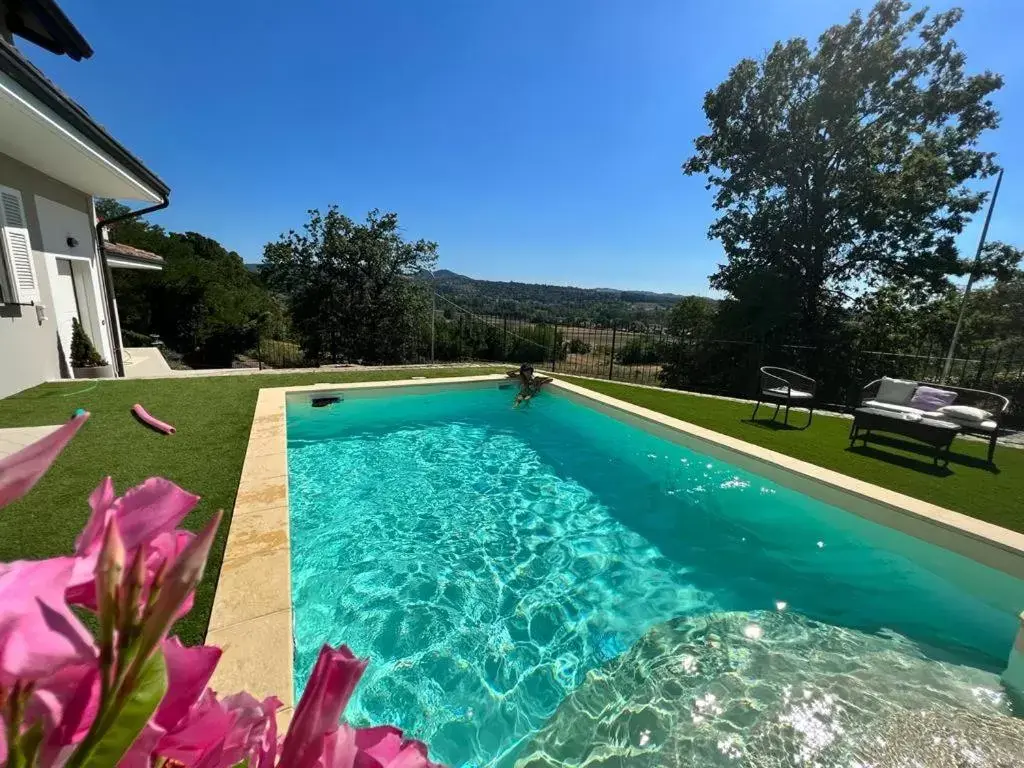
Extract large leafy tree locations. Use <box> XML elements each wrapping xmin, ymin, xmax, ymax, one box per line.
<box><xmin>683</xmin><ymin>0</ymin><xmax>1003</xmax><ymax>347</ymax></box>
<box><xmin>262</xmin><ymin>206</ymin><xmax>437</xmax><ymax>363</ymax></box>
<box><xmin>667</xmin><ymin>296</ymin><xmax>717</xmax><ymax>339</ymax></box>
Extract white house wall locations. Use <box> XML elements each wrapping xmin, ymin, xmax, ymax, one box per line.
<box><xmin>0</xmin><ymin>151</ymin><xmax>93</xmax><ymax>398</ymax></box>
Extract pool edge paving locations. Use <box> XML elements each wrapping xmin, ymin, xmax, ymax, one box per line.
<box><xmin>207</xmin><ymin>385</ymin><xmax>293</xmax><ymax>721</ymax></box>
<box><xmin>207</xmin><ymin>373</ymin><xmax>1024</xmax><ymax>739</ymax></box>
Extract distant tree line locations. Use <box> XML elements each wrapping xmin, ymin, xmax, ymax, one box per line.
<box><xmin>420</xmin><ymin>271</ymin><xmax>687</xmax><ymax>329</ymax></box>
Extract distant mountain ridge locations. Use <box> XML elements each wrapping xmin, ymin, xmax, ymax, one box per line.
<box><xmin>418</xmin><ymin>269</ymin><xmax>693</xmax><ymax>324</ymax></box>
<box><xmin>246</xmin><ymin>263</ymin><xmax>687</xmax><ymax>304</ymax></box>
<box><xmin>423</xmin><ymin>269</ymin><xmax>687</xmax><ymax>305</ymax></box>
<box><xmin>246</xmin><ymin>263</ymin><xmax>693</xmax><ymax>323</ymax></box>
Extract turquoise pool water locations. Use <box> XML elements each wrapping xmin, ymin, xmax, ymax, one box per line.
<box><xmin>287</xmin><ymin>384</ymin><xmax>1023</xmax><ymax>767</ymax></box>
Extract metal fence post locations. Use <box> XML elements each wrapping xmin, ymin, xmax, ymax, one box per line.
<box><xmin>256</xmin><ymin>326</ymin><xmax>263</xmax><ymax>371</ymax></box>
<box><xmin>975</xmin><ymin>344</ymin><xmax>990</xmax><ymax>388</ymax></box>
<box><xmin>846</xmin><ymin>345</ymin><xmax>860</xmax><ymax>409</ymax></box>
<box><xmin>751</xmin><ymin>338</ymin><xmax>764</xmax><ymax>396</ymax></box>
<box><xmin>550</xmin><ymin>323</ymin><xmax>559</xmax><ymax>372</ymax></box>
<box><xmin>608</xmin><ymin>326</ymin><xmax>617</xmax><ymax>380</ymax></box>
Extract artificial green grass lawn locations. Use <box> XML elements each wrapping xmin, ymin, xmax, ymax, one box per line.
<box><xmin>0</xmin><ymin>369</ymin><xmax>1020</xmax><ymax>645</ymax></box>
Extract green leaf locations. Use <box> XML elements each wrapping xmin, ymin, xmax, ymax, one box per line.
<box><xmin>76</xmin><ymin>650</ymin><xmax>168</xmax><ymax>768</ymax></box>
<box><xmin>16</xmin><ymin>721</ymin><xmax>46</xmax><ymax>767</ymax></box>
<box><xmin>229</xmin><ymin>761</ymin><xmax>251</xmax><ymax>768</ymax></box>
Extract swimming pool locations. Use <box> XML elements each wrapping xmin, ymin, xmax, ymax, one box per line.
<box><xmin>286</xmin><ymin>379</ymin><xmax>1024</xmax><ymax>767</ymax></box>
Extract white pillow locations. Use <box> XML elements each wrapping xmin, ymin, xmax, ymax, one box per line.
<box><xmin>939</xmin><ymin>405</ymin><xmax>993</xmax><ymax>423</ymax></box>
<box><xmin>875</xmin><ymin>377</ymin><xmax>918</xmax><ymax>405</ymax></box>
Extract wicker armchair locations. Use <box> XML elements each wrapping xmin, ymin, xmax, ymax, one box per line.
<box><xmin>859</xmin><ymin>379</ymin><xmax>1009</xmax><ymax>463</ymax></box>
<box><xmin>751</xmin><ymin>366</ymin><xmax>817</xmax><ymax>428</ymax></box>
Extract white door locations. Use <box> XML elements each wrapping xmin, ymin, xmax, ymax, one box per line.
<box><xmin>35</xmin><ymin>195</ymin><xmax>113</xmax><ymax>366</ymax></box>
<box><xmin>53</xmin><ymin>258</ymin><xmax>80</xmax><ymax>361</ymax></box>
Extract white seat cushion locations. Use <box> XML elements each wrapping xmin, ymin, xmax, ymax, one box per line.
<box><xmin>938</xmin><ymin>405</ymin><xmax>993</xmax><ymax>422</ymax></box>
<box><xmin>764</xmin><ymin>387</ymin><xmax>813</xmax><ymax>399</ymax></box>
<box><xmin>965</xmin><ymin>420</ymin><xmax>998</xmax><ymax>432</ymax></box>
<box><xmin>864</xmin><ymin>401</ymin><xmax>998</xmax><ymax>431</ymax></box>
<box><xmin>863</xmin><ymin>399</ymin><xmax>925</xmax><ymax>415</ymax></box>
<box><xmin>876</xmin><ymin>377</ymin><xmax>918</xmax><ymax>405</ymax></box>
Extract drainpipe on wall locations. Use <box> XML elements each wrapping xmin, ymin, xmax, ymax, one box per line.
<box><xmin>1004</xmin><ymin>611</ymin><xmax>1024</xmax><ymax>695</ymax></box>
<box><xmin>94</xmin><ymin>196</ymin><xmax>169</xmax><ymax>376</ymax></box>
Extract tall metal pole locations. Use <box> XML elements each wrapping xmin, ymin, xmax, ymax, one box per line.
<box><xmin>430</xmin><ymin>288</ymin><xmax>436</xmax><ymax>365</ymax></box>
<box><xmin>941</xmin><ymin>168</ymin><xmax>1004</xmax><ymax>382</ymax></box>
<box><xmin>608</xmin><ymin>326</ymin><xmax>617</xmax><ymax>380</ymax></box>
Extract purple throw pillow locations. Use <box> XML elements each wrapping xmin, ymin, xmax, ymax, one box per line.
<box><xmin>908</xmin><ymin>385</ymin><xmax>957</xmax><ymax>411</ymax></box>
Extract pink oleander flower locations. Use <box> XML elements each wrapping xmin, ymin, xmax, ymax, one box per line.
<box><xmin>120</xmin><ymin>637</ymin><xmax>223</xmax><ymax>767</ymax></box>
<box><xmin>279</xmin><ymin>644</ymin><xmax>369</xmax><ymax>768</ymax></box>
<box><xmin>277</xmin><ymin>644</ymin><xmax>439</xmax><ymax>768</ymax></box>
<box><xmin>28</xmin><ymin>663</ymin><xmax>99</xmax><ymax>765</ymax></box>
<box><xmin>75</xmin><ymin>476</ymin><xmax>201</xmax><ymax>557</ymax></box>
<box><xmin>133</xmin><ymin>510</ymin><xmax>221</xmax><ymax>661</ymax></box>
<box><xmin>157</xmin><ymin>637</ymin><xmax>223</xmax><ymax>732</ymax></box>
<box><xmin>219</xmin><ymin>691</ymin><xmax>282</xmax><ymax>768</ymax></box>
<box><xmin>148</xmin><ymin>688</ymin><xmax>239</xmax><ymax>765</ymax></box>
<box><xmin>0</xmin><ymin>558</ymin><xmax>97</xmax><ymax>766</ymax></box>
<box><xmin>0</xmin><ymin>557</ymin><xmax>95</xmax><ymax>686</ymax></box>
<box><xmin>66</xmin><ymin>477</ymin><xmax>201</xmax><ymax>611</ymax></box>
<box><xmin>0</xmin><ymin>661</ymin><xmax>99</xmax><ymax>766</ymax></box>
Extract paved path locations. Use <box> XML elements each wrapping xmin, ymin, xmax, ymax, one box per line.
<box><xmin>0</xmin><ymin>425</ymin><xmax>61</xmax><ymax>460</ymax></box>
<box><xmin>122</xmin><ymin>347</ymin><xmax>173</xmax><ymax>378</ymax></box>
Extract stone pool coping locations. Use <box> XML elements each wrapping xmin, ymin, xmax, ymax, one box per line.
<box><xmin>207</xmin><ymin>373</ymin><xmax>1024</xmax><ymax>717</ymax></box>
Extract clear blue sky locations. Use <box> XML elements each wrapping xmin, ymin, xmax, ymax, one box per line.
<box><xmin>30</xmin><ymin>0</ymin><xmax>1024</xmax><ymax>293</ymax></box>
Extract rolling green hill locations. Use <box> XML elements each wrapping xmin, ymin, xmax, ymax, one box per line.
<box><xmin>247</xmin><ymin>264</ymin><xmax>702</xmax><ymax>326</ymax></box>
<box><xmin>419</xmin><ymin>269</ymin><xmax>693</xmax><ymax>325</ymax></box>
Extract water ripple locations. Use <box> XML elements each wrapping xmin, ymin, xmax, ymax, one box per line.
<box><xmin>290</xmin><ymin>422</ymin><xmax>711</xmax><ymax>766</ymax></box>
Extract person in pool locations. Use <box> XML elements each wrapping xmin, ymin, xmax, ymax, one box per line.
<box><xmin>507</xmin><ymin>364</ymin><xmax>553</xmax><ymax>407</ymax></box>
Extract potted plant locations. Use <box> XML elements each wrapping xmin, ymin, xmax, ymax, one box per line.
<box><xmin>70</xmin><ymin>317</ymin><xmax>114</xmax><ymax>378</ymax></box>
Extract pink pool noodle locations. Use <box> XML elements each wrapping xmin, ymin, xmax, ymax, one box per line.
<box><xmin>132</xmin><ymin>404</ymin><xmax>176</xmax><ymax>434</ymax></box>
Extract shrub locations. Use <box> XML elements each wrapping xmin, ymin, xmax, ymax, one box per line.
<box><xmin>567</xmin><ymin>338</ymin><xmax>591</xmax><ymax>355</ymax></box>
<box><xmin>507</xmin><ymin>324</ymin><xmax>565</xmax><ymax>364</ymax></box>
<box><xmin>122</xmin><ymin>328</ymin><xmax>154</xmax><ymax>346</ymax></box>
<box><xmin>257</xmin><ymin>339</ymin><xmax>310</xmax><ymax>368</ymax></box>
<box><xmin>614</xmin><ymin>338</ymin><xmax>672</xmax><ymax>366</ymax></box>
<box><xmin>70</xmin><ymin>318</ymin><xmax>107</xmax><ymax>368</ymax></box>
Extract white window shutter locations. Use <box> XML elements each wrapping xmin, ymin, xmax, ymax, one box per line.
<box><xmin>0</xmin><ymin>186</ymin><xmax>40</xmax><ymax>304</ymax></box>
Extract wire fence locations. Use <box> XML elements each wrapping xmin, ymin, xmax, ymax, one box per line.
<box><xmin>250</xmin><ymin>294</ymin><xmax>1024</xmax><ymax>427</ymax></box>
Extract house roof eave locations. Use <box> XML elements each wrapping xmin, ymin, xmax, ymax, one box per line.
<box><xmin>0</xmin><ymin>40</ymin><xmax>169</xmax><ymax>199</ymax></box>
